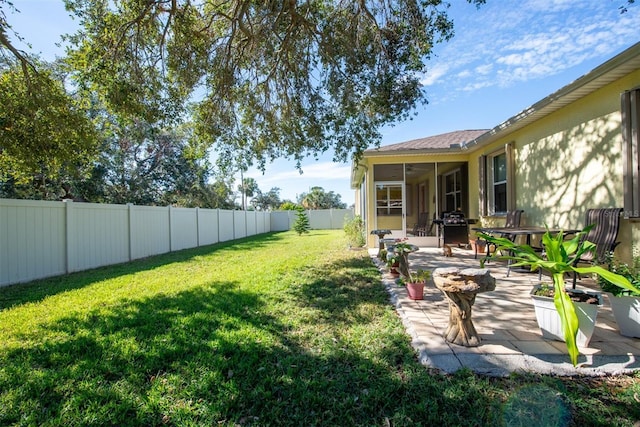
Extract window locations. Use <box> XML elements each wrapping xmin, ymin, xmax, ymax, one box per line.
<box><xmin>375</xmin><ymin>184</ymin><xmax>403</xmax><ymax>216</ymax></box>
<box><xmin>491</xmin><ymin>152</ymin><xmax>507</xmax><ymax>214</ymax></box>
<box><xmin>443</xmin><ymin>169</ymin><xmax>462</xmax><ymax>212</ymax></box>
<box><xmin>479</xmin><ymin>146</ymin><xmax>513</xmax><ymax>216</ymax></box>
<box><xmin>622</xmin><ymin>88</ymin><xmax>640</xmax><ymax>218</ymax></box>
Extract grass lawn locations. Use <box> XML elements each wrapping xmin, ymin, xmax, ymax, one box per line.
<box><xmin>1</xmin><ymin>230</ymin><xmax>639</xmax><ymax>426</ymax></box>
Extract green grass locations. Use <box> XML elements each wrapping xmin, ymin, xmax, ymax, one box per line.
<box><xmin>1</xmin><ymin>230</ymin><xmax>639</xmax><ymax>426</ymax></box>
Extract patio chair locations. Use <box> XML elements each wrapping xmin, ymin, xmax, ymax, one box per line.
<box><xmin>571</xmin><ymin>207</ymin><xmax>623</xmax><ymax>288</ymax></box>
<box><xmin>411</xmin><ymin>212</ymin><xmax>429</xmax><ymax>236</ymax></box>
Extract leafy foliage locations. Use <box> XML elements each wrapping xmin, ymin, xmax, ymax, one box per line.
<box><xmin>298</xmin><ymin>186</ymin><xmax>346</xmax><ymax>209</ymax></box>
<box><xmin>344</xmin><ymin>214</ymin><xmax>366</xmax><ymax>247</ymax></box>
<box><xmin>599</xmin><ymin>247</ymin><xmax>640</xmax><ymax>297</ymax></box>
<box><xmin>0</xmin><ymin>62</ymin><xmax>99</xmax><ymax>186</ymax></box>
<box><xmin>481</xmin><ymin>227</ymin><xmax>640</xmax><ymax>365</ymax></box>
<box><xmin>59</xmin><ymin>0</ymin><xmax>486</xmax><ymax>169</ymax></box>
<box><xmin>250</xmin><ymin>187</ymin><xmax>282</xmax><ymax>211</ymax></box>
<box><xmin>279</xmin><ymin>201</ymin><xmax>302</xmax><ymax>211</ymax></box>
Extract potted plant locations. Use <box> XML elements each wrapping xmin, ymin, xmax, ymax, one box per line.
<box><xmin>530</xmin><ymin>283</ymin><xmax>603</xmax><ymax>347</ymax></box>
<box><xmin>386</xmin><ymin>252</ymin><xmax>400</xmax><ymax>277</ymax></box>
<box><xmin>480</xmin><ymin>226</ymin><xmax>640</xmax><ymax>366</ymax></box>
<box><xmin>389</xmin><ymin>241</ymin><xmax>419</xmax><ymax>278</ymax></box>
<box><xmin>403</xmin><ymin>269</ymin><xmax>432</xmax><ymax>300</ymax></box>
<box><xmin>598</xmin><ymin>250</ymin><xmax>640</xmax><ymax>338</ymax></box>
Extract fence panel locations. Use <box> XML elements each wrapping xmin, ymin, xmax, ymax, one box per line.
<box><xmin>308</xmin><ymin>210</ymin><xmax>331</xmax><ymax>229</ymax></box>
<box><xmin>170</xmin><ymin>207</ymin><xmax>199</xmax><ymax>251</ymax></box>
<box><xmin>198</xmin><ymin>208</ymin><xmax>219</xmax><ymax>246</ymax></box>
<box><xmin>233</xmin><ymin>210</ymin><xmax>247</xmax><ymax>239</ymax></box>
<box><xmin>331</xmin><ymin>209</ymin><xmax>354</xmax><ymax>229</ymax></box>
<box><xmin>68</xmin><ymin>202</ymin><xmax>129</xmax><ymax>272</ymax></box>
<box><xmin>218</xmin><ymin>210</ymin><xmax>235</xmax><ymax>242</ymax></box>
<box><xmin>270</xmin><ymin>211</ymin><xmax>293</xmax><ymax>231</ymax></box>
<box><xmin>130</xmin><ymin>205</ymin><xmax>171</xmax><ymax>260</ymax></box>
<box><xmin>0</xmin><ymin>199</ymin><xmax>66</xmax><ymax>286</ymax></box>
<box><xmin>256</xmin><ymin>211</ymin><xmax>268</xmax><ymax>234</ymax></box>
<box><xmin>246</xmin><ymin>211</ymin><xmax>257</xmax><ymax>236</ymax></box>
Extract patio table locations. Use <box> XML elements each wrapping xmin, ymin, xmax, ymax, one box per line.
<box><xmin>472</xmin><ymin>226</ymin><xmax>580</xmax><ymax>257</ymax></box>
<box><xmin>473</xmin><ymin>226</ymin><xmax>580</xmax><ymax>276</ymax></box>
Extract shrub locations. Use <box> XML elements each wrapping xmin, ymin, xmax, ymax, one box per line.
<box><xmin>343</xmin><ymin>215</ymin><xmax>366</xmax><ymax>247</ymax></box>
<box><xmin>599</xmin><ymin>248</ymin><xmax>640</xmax><ymax>296</ymax></box>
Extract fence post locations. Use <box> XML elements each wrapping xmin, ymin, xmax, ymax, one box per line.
<box><xmin>168</xmin><ymin>205</ymin><xmax>173</xmax><ymax>252</ymax></box>
<box><xmin>127</xmin><ymin>203</ymin><xmax>133</xmax><ymax>261</ymax></box>
<box><xmin>196</xmin><ymin>207</ymin><xmax>200</xmax><ymax>247</ymax></box>
<box><xmin>64</xmin><ymin>199</ymin><xmax>73</xmax><ymax>274</ymax></box>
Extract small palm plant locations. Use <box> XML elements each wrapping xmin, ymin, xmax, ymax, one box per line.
<box><xmin>480</xmin><ymin>226</ymin><xmax>640</xmax><ymax>365</ymax></box>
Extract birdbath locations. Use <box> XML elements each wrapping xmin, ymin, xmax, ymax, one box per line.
<box><xmin>432</xmin><ymin>267</ymin><xmax>496</xmax><ymax>347</ymax></box>
<box><xmin>370</xmin><ymin>229</ymin><xmax>392</xmax><ymax>255</ymax></box>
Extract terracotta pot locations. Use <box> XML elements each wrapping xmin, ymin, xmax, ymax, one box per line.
<box><xmin>406</xmin><ymin>282</ymin><xmax>425</xmax><ymax>300</ymax></box>
<box><xmin>470</xmin><ymin>239</ymin><xmax>486</xmax><ymax>254</ymax></box>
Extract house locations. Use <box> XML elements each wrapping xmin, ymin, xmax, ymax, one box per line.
<box><xmin>351</xmin><ymin>41</ymin><xmax>640</xmax><ymax>260</ymax></box>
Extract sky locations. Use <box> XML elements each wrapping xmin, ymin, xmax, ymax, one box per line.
<box><xmin>5</xmin><ymin>0</ymin><xmax>640</xmax><ymax>207</ymax></box>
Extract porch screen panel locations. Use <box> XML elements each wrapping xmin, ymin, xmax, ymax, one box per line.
<box><xmin>622</xmin><ymin>89</ymin><xmax>640</xmax><ymax>218</ymax></box>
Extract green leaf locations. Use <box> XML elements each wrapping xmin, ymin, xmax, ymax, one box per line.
<box><xmin>552</xmin><ymin>274</ymin><xmax>580</xmax><ymax>366</ymax></box>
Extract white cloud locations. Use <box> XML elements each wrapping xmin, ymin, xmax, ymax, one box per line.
<box><xmin>255</xmin><ymin>162</ymin><xmax>351</xmax><ymax>185</ymax></box>
<box><xmin>426</xmin><ymin>0</ymin><xmax>640</xmax><ymax>95</ymax></box>
<box><xmin>420</xmin><ymin>62</ymin><xmax>450</xmax><ymax>86</ymax></box>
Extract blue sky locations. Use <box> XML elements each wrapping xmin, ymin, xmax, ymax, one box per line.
<box><xmin>6</xmin><ymin>0</ymin><xmax>640</xmax><ymax>206</ymax></box>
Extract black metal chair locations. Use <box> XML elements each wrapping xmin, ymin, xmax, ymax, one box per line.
<box><xmin>571</xmin><ymin>208</ymin><xmax>623</xmax><ymax>288</ymax></box>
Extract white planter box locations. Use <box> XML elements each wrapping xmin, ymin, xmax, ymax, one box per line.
<box><xmin>530</xmin><ymin>285</ymin><xmax>603</xmax><ymax>347</ymax></box>
<box><xmin>607</xmin><ymin>294</ymin><xmax>640</xmax><ymax>338</ymax></box>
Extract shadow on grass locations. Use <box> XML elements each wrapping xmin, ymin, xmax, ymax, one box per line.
<box><xmin>0</xmin><ymin>232</ymin><xmax>287</xmax><ymax>311</ymax></box>
<box><xmin>0</xmin><ymin>254</ymin><xmax>511</xmax><ymax>426</ymax></box>
<box><xmin>1</xmin><ymin>245</ymin><xmax>638</xmax><ymax>425</ymax></box>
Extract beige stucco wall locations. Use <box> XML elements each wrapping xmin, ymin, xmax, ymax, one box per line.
<box><xmin>467</xmin><ymin>68</ymin><xmax>640</xmax><ymax>261</ymax></box>
<box><xmin>356</xmin><ymin>67</ymin><xmax>640</xmax><ymax>256</ymax></box>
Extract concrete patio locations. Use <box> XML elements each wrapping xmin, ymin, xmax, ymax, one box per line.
<box><xmin>371</xmin><ymin>246</ymin><xmax>640</xmax><ymax>377</ymax></box>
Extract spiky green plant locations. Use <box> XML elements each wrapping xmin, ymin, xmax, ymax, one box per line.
<box><xmin>480</xmin><ymin>226</ymin><xmax>640</xmax><ymax>365</ymax></box>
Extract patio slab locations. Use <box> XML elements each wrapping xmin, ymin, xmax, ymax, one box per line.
<box><xmin>372</xmin><ymin>246</ymin><xmax>640</xmax><ymax>377</ymax></box>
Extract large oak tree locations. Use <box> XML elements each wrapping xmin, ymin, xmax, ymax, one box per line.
<box><xmin>59</xmin><ymin>0</ymin><xmax>486</xmax><ymax>169</ymax></box>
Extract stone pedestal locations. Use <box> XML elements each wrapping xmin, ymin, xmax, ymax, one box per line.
<box><xmin>433</xmin><ymin>267</ymin><xmax>496</xmax><ymax>347</ymax></box>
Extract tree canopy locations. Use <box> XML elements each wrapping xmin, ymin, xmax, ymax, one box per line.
<box><xmin>298</xmin><ymin>186</ymin><xmax>346</xmax><ymax>209</ymax></box>
<box><xmin>24</xmin><ymin>0</ymin><xmax>486</xmax><ymax>170</ymax></box>
<box><xmin>0</xmin><ymin>62</ymin><xmax>99</xmax><ymax>185</ymax></box>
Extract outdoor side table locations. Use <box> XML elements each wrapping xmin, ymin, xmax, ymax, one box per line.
<box><xmin>370</xmin><ymin>229</ymin><xmax>392</xmax><ymax>255</ymax></box>
<box><xmin>432</xmin><ymin>267</ymin><xmax>496</xmax><ymax>347</ymax></box>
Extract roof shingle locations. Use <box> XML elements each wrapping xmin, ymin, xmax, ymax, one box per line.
<box><xmin>369</xmin><ymin>129</ymin><xmax>489</xmax><ymax>152</ymax></box>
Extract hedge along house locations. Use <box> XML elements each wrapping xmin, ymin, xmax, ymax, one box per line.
<box><xmin>351</xmin><ymin>41</ymin><xmax>640</xmax><ymax>256</ymax></box>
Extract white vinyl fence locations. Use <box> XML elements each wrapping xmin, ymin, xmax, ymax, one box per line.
<box><xmin>270</xmin><ymin>209</ymin><xmax>354</xmax><ymax>231</ymax></box>
<box><xmin>0</xmin><ymin>198</ymin><xmax>353</xmax><ymax>287</ymax></box>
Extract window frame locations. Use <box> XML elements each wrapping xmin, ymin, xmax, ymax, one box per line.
<box><xmin>489</xmin><ymin>151</ymin><xmax>508</xmax><ymax>215</ymax></box>
<box><xmin>443</xmin><ymin>169</ymin><xmax>462</xmax><ymax>213</ymax></box>
<box><xmin>480</xmin><ymin>143</ymin><xmax>514</xmax><ymax>216</ymax></box>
